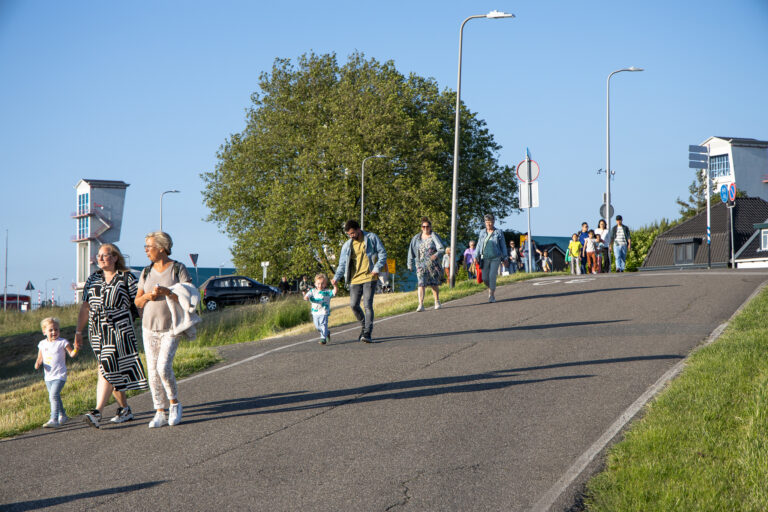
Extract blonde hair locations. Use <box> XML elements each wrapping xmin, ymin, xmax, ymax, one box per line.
<box><xmin>99</xmin><ymin>243</ymin><xmax>128</xmax><ymax>271</ymax></box>
<box><xmin>314</xmin><ymin>273</ymin><xmax>329</xmax><ymax>288</ymax></box>
<box><xmin>41</xmin><ymin>317</ymin><xmax>60</xmax><ymax>331</ymax></box>
<box><xmin>145</xmin><ymin>231</ymin><xmax>173</xmax><ymax>255</ymax></box>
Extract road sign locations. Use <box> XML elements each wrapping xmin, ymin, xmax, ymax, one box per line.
<box><xmin>261</xmin><ymin>261</ymin><xmax>270</xmax><ymax>267</ymax></box>
<box><xmin>189</xmin><ymin>253</ymin><xmax>199</xmax><ymax>267</ymax></box>
<box><xmin>25</xmin><ymin>281</ymin><xmax>35</xmax><ymax>291</ymax></box>
<box><xmin>688</xmin><ymin>144</ymin><xmax>709</xmax><ymax>169</ymax></box>
<box><xmin>720</xmin><ymin>184</ymin><xmax>728</xmax><ymax>203</ymax></box>
<box><xmin>387</xmin><ymin>259</ymin><xmax>396</xmax><ymax>274</ymax></box>
<box><xmin>728</xmin><ymin>183</ymin><xmax>736</xmax><ymax>201</ymax></box>
<box><xmin>516</xmin><ymin>160</ymin><xmax>540</xmax><ymax>182</ymax></box>
<box><xmin>599</xmin><ymin>204</ymin><xmax>614</xmax><ymax>219</ymax></box>
<box><xmin>520</xmin><ymin>181</ymin><xmax>539</xmax><ymax>208</ymax></box>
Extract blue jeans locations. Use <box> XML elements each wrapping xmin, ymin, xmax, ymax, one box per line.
<box><xmin>45</xmin><ymin>379</ymin><xmax>66</xmax><ymax>421</ymax></box>
<box><xmin>480</xmin><ymin>258</ymin><xmax>501</xmax><ymax>290</ymax></box>
<box><xmin>349</xmin><ymin>280</ymin><xmax>375</xmax><ymax>337</ymax></box>
<box><xmin>614</xmin><ymin>243</ymin><xmax>628</xmax><ymax>271</ymax></box>
<box><xmin>313</xmin><ymin>313</ymin><xmax>330</xmax><ymax>339</ymax></box>
<box><xmin>508</xmin><ymin>260</ymin><xmax>518</xmax><ymax>274</ymax></box>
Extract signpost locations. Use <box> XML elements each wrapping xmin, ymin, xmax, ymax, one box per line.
<box><xmin>689</xmin><ymin>144</ymin><xmax>711</xmax><ymax>269</ymax></box>
<box><xmin>723</xmin><ymin>183</ymin><xmax>736</xmax><ymax>267</ymax></box>
<box><xmin>261</xmin><ymin>261</ymin><xmax>270</xmax><ymax>283</ymax></box>
<box><xmin>517</xmin><ymin>148</ymin><xmax>540</xmax><ymax>272</ymax></box>
<box><xmin>189</xmin><ymin>253</ymin><xmax>199</xmax><ymax>287</ymax></box>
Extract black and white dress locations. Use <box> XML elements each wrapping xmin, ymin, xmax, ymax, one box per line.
<box><xmin>83</xmin><ymin>270</ymin><xmax>148</xmax><ymax>391</ymax></box>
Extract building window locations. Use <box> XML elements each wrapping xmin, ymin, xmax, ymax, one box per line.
<box><xmin>762</xmin><ymin>229</ymin><xmax>768</xmax><ymax>251</ymax></box>
<box><xmin>78</xmin><ymin>192</ymin><xmax>89</xmax><ymax>215</ymax></box>
<box><xmin>710</xmin><ymin>154</ymin><xmax>730</xmax><ymax>179</ymax></box>
<box><xmin>672</xmin><ymin>240</ymin><xmax>697</xmax><ymax>265</ymax></box>
<box><xmin>78</xmin><ymin>217</ymin><xmax>89</xmax><ymax>239</ymax></box>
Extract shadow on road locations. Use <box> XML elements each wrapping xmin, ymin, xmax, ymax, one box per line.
<box><xmin>179</xmin><ymin>353</ymin><xmax>681</xmax><ymax>425</ymax></box>
<box><xmin>462</xmin><ymin>284</ymin><xmax>681</xmax><ymax>307</ymax></box>
<box><xmin>0</xmin><ymin>481</ymin><xmax>166</xmax><ymax>511</ymax></box>
<box><xmin>369</xmin><ymin>319</ymin><xmax>628</xmax><ymax>344</ymax></box>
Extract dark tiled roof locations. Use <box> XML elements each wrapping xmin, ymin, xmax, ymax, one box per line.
<box><xmin>81</xmin><ymin>179</ymin><xmax>130</xmax><ymax>189</ymax></box>
<box><xmin>642</xmin><ymin>197</ymin><xmax>768</xmax><ymax>268</ymax></box>
<box><xmin>734</xmin><ymin>218</ymin><xmax>768</xmax><ymax>261</ymax></box>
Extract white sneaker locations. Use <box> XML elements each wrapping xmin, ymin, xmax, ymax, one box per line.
<box><xmin>416</xmin><ymin>304</ymin><xmax>425</xmax><ymax>312</ymax></box>
<box><xmin>148</xmin><ymin>411</ymin><xmax>168</xmax><ymax>428</ymax></box>
<box><xmin>434</xmin><ymin>301</ymin><xmax>441</xmax><ymax>310</ymax></box>
<box><xmin>58</xmin><ymin>415</ymin><xmax>69</xmax><ymax>425</ymax></box>
<box><xmin>168</xmin><ymin>403</ymin><xmax>183</xmax><ymax>426</ymax></box>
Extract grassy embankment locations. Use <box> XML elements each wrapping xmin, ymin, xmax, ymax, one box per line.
<box><xmin>584</xmin><ymin>284</ymin><xmax>768</xmax><ymax>511</ymax></box>
<box><xmin>0</xmin><ymin>272</ymin><xmax>550</xmax><ymax>437</ymax></box>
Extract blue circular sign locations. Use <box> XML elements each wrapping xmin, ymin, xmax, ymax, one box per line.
<box><xmin>720</xmin><ymin>184</ymin><xmax>729</xmax><ymax>203</ymax></box>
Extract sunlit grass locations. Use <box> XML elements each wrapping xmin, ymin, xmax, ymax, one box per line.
<box><xmin>584</xmin><ymin>286</ymin><xmax>768</xmax><ymax>511</ymax></box>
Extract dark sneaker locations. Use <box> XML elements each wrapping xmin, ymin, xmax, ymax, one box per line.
<box><xmin>318</xmin><ymin>338</ymin><xmax>327</xmax><ymax>345</ymax></box>
<box><xmin>84</xmin><ymin>410</ymin><xmax>101</xmax><ymax>429</ymax></box>
<box><xmin>110</xmin><ymin>406</ymin><xmax>134</xmax><ymax>424</ymax></box>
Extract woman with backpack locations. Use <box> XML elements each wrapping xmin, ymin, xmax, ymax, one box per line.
<box><xmin>135</xmin><ymin>231</ymin><xmax>194</xmax><ymax>428</ymax></box>
<box><xmin>75</xmin><ymin>243</ymin><xmax>148</xmax><ymax>428</ymax></box>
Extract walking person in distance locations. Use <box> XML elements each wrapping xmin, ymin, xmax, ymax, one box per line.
<box><xmin>331</xmin><ymin>220</ymin><xmax>387</xmax><ymax>343</ymax></box>
<box><xmin>610</xmin><ymin>215</ymin><xmax>632</xmax><ymax>272</ymax></box>
<box><xmin>407</xmin><ymin>217</ymin><xmax>445</xmax><ymax>312</ymax></box>
<box><xmin>475</xmin><ymin>214</ymin><xmax>508</xmax><ymax>303</ymax></box>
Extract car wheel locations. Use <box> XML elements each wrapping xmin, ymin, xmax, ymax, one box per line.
<box><xmin>259</xmin><ymin>294</ymin><xmax>270</xmax><ymax>304</ymax></box>
<box><xmin>205</xmin><ymin>299</ymin><xmax>219</xmax><ymax>311</ymax></box>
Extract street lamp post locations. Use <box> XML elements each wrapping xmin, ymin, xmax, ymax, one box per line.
<box><xmin>449</xmin><ymin>10</ymin><xmax>514</xmax><ymax>288</ymax></box>
<box><xmin>160</xmin><ymin>190</ymin><xmax>180</xmax><ymax>231</ymax></box>
<box><xmin>605</xmin><ymin>67</ymin><xmax>643</xmax><ymax>249</ymax></box>
<box><xmin>360</xmin><ymin>155</ymin><xmax>386</xmax><ymax>231</ymax></box>
<box><xmin>44</xmin><ymin>277</ymin><xmax>59</xmax><ymax>308</ymax></box>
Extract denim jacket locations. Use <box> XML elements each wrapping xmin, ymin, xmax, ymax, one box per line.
<box><xmin>475</xmin><ymin>228</ymin><xmax>508</xmax><ymax>262</ymax></box>
<box><xmin>407</xmin><ymin>232</ymin><xmax>446</xmax><ymax>271</ymax></box>
<box><xmin>333</xmin><ymin>231</ymin><xmax>388</xmax><ymax>284</ymax></box>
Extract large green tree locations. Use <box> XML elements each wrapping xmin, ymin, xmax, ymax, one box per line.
<box><xmin>202</xmin><ymin>52</ymin><xmax>517</xmax><ymax>281</ymax></box>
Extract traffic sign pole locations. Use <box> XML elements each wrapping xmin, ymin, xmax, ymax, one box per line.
<box><xmin>689</xmin><ymin>145</ymin><xmax>710</xmax><ymax>269</ymax></box>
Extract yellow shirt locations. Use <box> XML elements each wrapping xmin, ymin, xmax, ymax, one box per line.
<box><xmin>350</xmin><ymin>238</ymin><xmax>376</xmax><ymax>285</ymax></box>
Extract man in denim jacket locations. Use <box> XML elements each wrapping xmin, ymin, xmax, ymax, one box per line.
<box><xmin>332</xmin><ymin>220</ymin><xmax>387</xmax><ymax>343</ymax></box>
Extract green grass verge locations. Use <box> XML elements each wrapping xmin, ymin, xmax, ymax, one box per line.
<box><xmin>0</xmin><ymin>272</ymin><xmax>553</xmax><ymax>438</ymax></box>
<box><xmin>584</xmin><ymin>285</ymin><xmax>768</xmax><ymax>511</ymax></box>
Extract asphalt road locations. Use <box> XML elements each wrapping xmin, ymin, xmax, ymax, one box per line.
<box><xmin>2</xmin><ymin>270</ymin><xmax>767</xmax><ymax>512</ymax></box>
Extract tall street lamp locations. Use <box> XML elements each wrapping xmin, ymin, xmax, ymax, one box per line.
<box><xmin>160</xmin><ymin>190</ymin><xmax>180</xmax><ymax>231</ymax></box>
<box><xmin>605</xmin><ymin>67</ymin><xmax>643</xmax><ymax>241</ymax></box>
<box><xmin>45</xmin><ymin>277</ymin><xmax>59</xmax><ymax>307</ymax></box>
<box><xmin>449</xmin><ymin>10</ymin><xmax>514</xmax><ymax>287</ymax></box>
<box><xmin>361</xmin><ymin>154</ymin><xmax>386</xmax><ymax>231</ymax></box>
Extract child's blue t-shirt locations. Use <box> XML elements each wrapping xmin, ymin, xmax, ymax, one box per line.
<box><xmin>306</xmin><ymin>288</ymin><xmax>335</xmax><ymax>316</ymax></box>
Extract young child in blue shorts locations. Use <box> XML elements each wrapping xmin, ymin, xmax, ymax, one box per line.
<box><xmin>303</xmin><ymin>273</ymin><xmax>338</xmax><ymax>345</ymax></box>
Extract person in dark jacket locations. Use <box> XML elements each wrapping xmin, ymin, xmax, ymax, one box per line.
<box><xmin>610</xmin><ymin>215</ymin><xmax>632</xmax><ymax>272</ymax></box>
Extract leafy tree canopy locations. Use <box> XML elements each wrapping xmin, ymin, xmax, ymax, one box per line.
<box><xmin>202</xmin><ymin>52</ymin><xmax>518</xmax><ymax>282</ymax></box>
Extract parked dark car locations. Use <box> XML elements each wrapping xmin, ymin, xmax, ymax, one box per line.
<box><xmin>201</xmin><ymin>275</ymin><xmax>281</xmax><ymax>311</ymax></box>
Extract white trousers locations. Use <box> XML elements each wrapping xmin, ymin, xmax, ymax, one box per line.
<box><xmin>143</xmin><ymin>328</ymin><xmax>180</xmax><ymax>410</ymax></box>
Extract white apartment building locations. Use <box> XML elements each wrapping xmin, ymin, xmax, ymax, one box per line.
<box><xmin>702</xmin><ymin>136</ymin><xmax>768</xmax><ymax>201</ymax></box>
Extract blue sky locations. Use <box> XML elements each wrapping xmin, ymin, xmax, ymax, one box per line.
<box><xmin>1</xmin><ymin>0</ymin><xmax>767</xmax><ymax>302</ymax></box>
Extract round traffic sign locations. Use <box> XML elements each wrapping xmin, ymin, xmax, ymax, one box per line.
<box><xmin>720</xmin><ymin>184</ymin><xmax>728</xmax><ymax>203</ymax></box>
<box><xmin>599</xmin><ymin>204</ymin><xmax>614</xmax><ymax>219</ymax></box>
<box><xmin>728</xmin><ymin>182</ymin><xmax>736</xmax><ymax>202</ymax></box>
<box><xmin>516</xmin><ymin>160</ymin><xmax>540</xmax><ymax>183</ymax></box>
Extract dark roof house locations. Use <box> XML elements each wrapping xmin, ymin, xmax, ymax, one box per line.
<box><xmin>641</xmin><ymin>197</ymin><xmax>768</xmax><ymax>270</ymax></box>
<box><xmin>734</xmin><ymin>220</ymin><xmax>768</xmax><ymax>268</ymax></box>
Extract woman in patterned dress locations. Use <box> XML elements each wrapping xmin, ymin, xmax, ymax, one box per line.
<box><xmin>407</xmin><ymin>217</ymin><xmax>446</xmax><ymax>312</ymax></box>
<box><xmin>74</xmin><ymin>243</ymin><xmax>147</xmax><ymax>428</ymax></box>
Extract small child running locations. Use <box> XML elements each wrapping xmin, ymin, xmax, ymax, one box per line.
<box><xmin>34</xmin><ymin>317</ymin><xmax>77</xmax><ymax>428</ymax></box>
<box><xmin>303</xmin><ymin>273</ymin><xmax>338</xmax><ymax>345</ymax></box>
